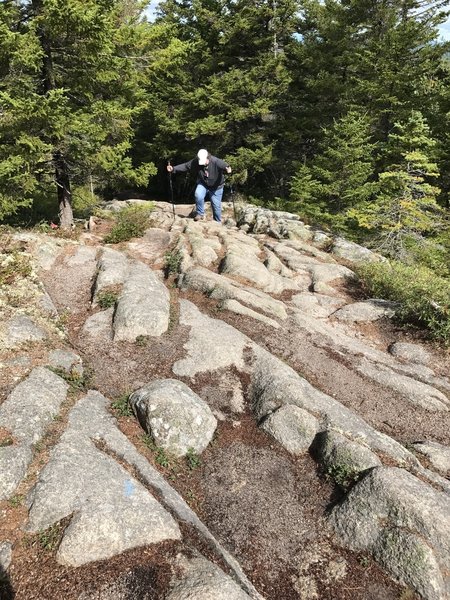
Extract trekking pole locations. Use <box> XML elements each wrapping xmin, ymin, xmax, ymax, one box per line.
<box><xmin>168</xmin><ymin>160</ymin><xmax>176</xmax><ymax>218</ymax></box>
<box><xmin>230</xmin><ymin>184</ymin><xmax>237</xmax><ymax>222</ymax></box>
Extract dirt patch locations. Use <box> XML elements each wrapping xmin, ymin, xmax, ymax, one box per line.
<box><xmin>4</xmin><ymin>539</ymin><xmax>181</xmax><ymax>600</ymax></box>
<box><xmin>113</xmin><ymin>411</ymin><xmax>416</xmax><ymax>600</ymax></box>
<box><xmin>77</xmin><ymin>323</ymin><xmax>191</xmax><ymax>399</ymax></box>
<box><xmin>155</xmin><ymin>417</ymin><xmax>414</xmax><ymax>599</ymax></box>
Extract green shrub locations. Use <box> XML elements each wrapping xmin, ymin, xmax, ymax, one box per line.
<box><xmin>402</xmin><ymin>235</ymin><xmax>450</xmax><ymax>278</ymax></box>
<box><xmin>186</xmin><ymin>447</ymin><xmax>201</xmax><ymax>470</ymax></box>
<box><xmin>356</xmin><ymin>260</ymin><xmax>450</xmax><ymax>344</ymax></box>
<box><xmin>326</xmin><ymin>462</ymin><xmax>360</xmax><ymax>489</ymax></box>
<box><xmin>96</xmin><ymin>289</ymin><xmax>119</xmax><ymax>309</ymax></box>
<box><xmin>47</xmin><ymin>366</ymin><xmax>93</xmax><ymax>391</ymax></box>
<box><xmin>104</xmin><ymin>203</ymin><xmax>154</xmax><ymax>243</ymax></box>
<box><xmin>164</xmin><ymin>248</ymin><xmax>182</xmax><ymax>275</ymax></box>
<box><xmin>72</xmin><ymin>185</ymin><xmax>101</xmax><ymax>218</ymax></box>
<box><xmin>37</xmin><ymin>523</ymin><xmax>64</xmax><ymax>551</ymax></box>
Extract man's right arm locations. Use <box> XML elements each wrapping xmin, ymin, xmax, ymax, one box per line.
<box><xmin>168</xmin><ymin>159</ymin><xmax>194</xmax><ymax>173</ymax></box>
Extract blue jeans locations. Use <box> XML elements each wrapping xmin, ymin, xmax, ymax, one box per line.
<box><xmin>195</xmin><ymin>184</ymin><xmax>223</xmax><ymax>222</ymax></box>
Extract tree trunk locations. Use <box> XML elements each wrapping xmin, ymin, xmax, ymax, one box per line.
<box><xmin>55</xmin><ymin>150</ymin><xmax>73</xmax><ymax>230</ymax></box>
<box><xmin>33</xmin><ymin>0</ymin><xmax>74</xmax><ymax>229</ymax></box>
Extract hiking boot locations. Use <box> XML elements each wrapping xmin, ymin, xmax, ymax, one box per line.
<box><xmin>194</xmin><ymin>214</ymin><xmax>205</xmax><ymax>221</ymax></box>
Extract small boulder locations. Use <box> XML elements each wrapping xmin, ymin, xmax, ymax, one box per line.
<box><xmin>312</xmin><ymin>231</ymin><xmax>333</xmax><ymax>249</ymax></box>
<box><xmin>329</xmin><ymin>466</ymin><xmax>450</xmax><ymax>600</ymax></box>
<box><xmin>332</xmin><ymin>299</ymin><xmax>398</xmax><ymax>322</ymax></box>
<box><xmin>331</xmin><ymin>238</ymin><xmax>384</xmax><ymax>263</ymax></box>
<box><xmin>291</xmin><ymin>292</ymin><xmax>345</xmax><ymax>318</ymax></box>
<box><xmin>388</xmin><ymin>342</ymin><xmax>432</xmax><ymax>366</ymax></box>
<box><xmin>315</xmin><ymin>430</ymin><xmax>381</xmax><ymax>487</ymax></box>
<box><xmin>48</xmin><ymin>349</ymin><xmax>83</xmax><ymax>377</ymax></box>
<box><xmin>261</xmin><ymin>405</ymin><xmax>319</xmax><ymax>454</ymax></box>
<box><xmin>130</xmin><ymin>379</ymin><xmax>217</xmax><ymax>457</ymax></box>
<box><xmin>81</xmin><ymin>308</ymin><xmax>113</xmax><ymax>341</ymax></box>
<box><xmin>284</xmin><ymin>220</ymin><xmax>313</xmax><ymax>241</ymax></box>
<box><xmin>411</xmin><ymin>441</ymin><xmax>450</xmax><ymax>476</ymax></box>
<box><xmin>167</xmin><ymin>554</ymin><xmax>251</xmax><ymax>600</ymax></box>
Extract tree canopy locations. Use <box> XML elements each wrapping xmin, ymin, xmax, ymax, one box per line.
<box><xmin>0</xmin><ymin>0</ymin><xmax>449</xmax><ymax>258</ymax></box>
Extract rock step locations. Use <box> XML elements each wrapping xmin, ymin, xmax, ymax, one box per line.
<box><xmin>24</xmin><ymin>390</ymin><xmax>263</xmax><ymax>599</ymax></box>
<box><xmin>0</xmin><ymin>367</ymin><xmax>68</xmax><ymax>500</ymax></box>
<box><xmin>92</xmin><ymin>247</ymin><xmax>129</xmax><ymax>304</ymax></box>
<box><xmin>86</xmin><ymin>253</ymin><xmax>172</xmax><ymax>342</ymax></box>
<box><xmin>180</xmin><ymin>266</ymin><xmax>287</xmax><ymax>320</ymax></box>
<box><xmin>26</xmin><ymin>391</ymin><xmax>181</xmax><ymax>566</ymax></box>
<box><xmin>113</xmin><ymin>261</ymin><xmax>170</xmax><ymax>341</ymax></box>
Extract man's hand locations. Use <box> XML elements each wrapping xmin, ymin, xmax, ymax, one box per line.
<box><xmin>167</xmin><ymin>165</ymin><xmax>173</xmax><ymax>172</ymax></box>
<box><xmin>225</xmin><ymin>166</ymin><xmax>232</xmax><ymax>174</ymax></box>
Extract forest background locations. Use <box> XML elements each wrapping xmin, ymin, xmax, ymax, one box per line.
<box><xmin>1</xmin><ymin>0</ymin><xmax>450</xmax><ymax>341</ymax></box>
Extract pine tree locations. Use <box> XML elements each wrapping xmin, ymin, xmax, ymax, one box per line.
<box><xmin>433</xmin><ymin>54</ymin><xmax>450</xmax><ymax>209</ymax></box>
<box><xmin>348</xmin><ymin>111</ymin><xmax>443</xmax><ymax>258</ymax></box>
<box><xmin>345</xmin><ymin>0</ymin><xmax>449</xmax><ymax>149</ymax></box>
<box><xmin>0</xmin><ymin>0</ymin><xmax>155</xmax><ymax>228</ymax></box>
<box><xmin>289</xmin><ymin>110</ymin><xmax>376</xmax><ymax>229</ymax></box>
<box><xmin>142</xmin><ymin>0</ymin><xmax>297</xmax><ymax>193</ymax></box>
<box><xmin>291</xmin><ymin>0</ymin><xmax>449</xmax><ymax>165</ymax></box>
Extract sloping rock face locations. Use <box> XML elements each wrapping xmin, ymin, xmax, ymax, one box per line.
<box><xmin>1</xmin><ymin>201</ymin><xmax>449</xmax><ymax>600</ymax></box>
<box><xmin>329</xmin><ymin>467</ymin><xmax>450</xmax><ymax>600</ymax></box>
<box><xmin>0</xmin><ymin>367</ymin><xmax>68</xmax><ymax>500</ymax></box>
<box><xmin>113</xmin><ymin>261</ymin><xmax>170</xmax><ymax>340</ymax></box>
<box><xmin>26</xmin><ymin>392</ymin><xmax>182</xmax><ymax>566</ymax></box>
<box><xmin>5</xmin><ymin>315</ymin><xmax>47</xmax><ymax>348</ymax></box>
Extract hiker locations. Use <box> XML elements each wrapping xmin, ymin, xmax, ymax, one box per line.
<box><xmin>167</xmin><ymin>149</ymin><xmax>231</xmax><ymax>222</ymax></box>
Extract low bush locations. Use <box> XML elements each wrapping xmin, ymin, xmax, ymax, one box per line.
<box><xmin>402</xmin><ymin>235</ymin><xmax>450</xmax><ymax>279</ymax></box>
<box><xmin>356</xmin><ymin>260</ymin><xmax>450</xmax><ymax>344</ymax></box>
<box><xmin>104</xmin><ymin>203</ymin><xmax>154</xmax><ymax>243</ymax></box>
<box><xmin>111</xmin><ymin>393</ymin><xmax>132</xmax><ymax>417</ymax></box>
<box><xmin>164</xmin><ymin>248</ymin><xmax>182</xmax><ymax>276</ymax></box>
<box><xmin>96</xmin><ymin>289</ymin><xmax>119</xmax><ymax>309</ymax></box>
<box><xmin>0</xmin><ymin>252</ymin><xmax>32</xmax><ymax>286</ymax></box>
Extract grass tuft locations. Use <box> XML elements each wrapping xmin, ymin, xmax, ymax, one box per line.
<box><xmin>111</xmin><ymin>393</ymin><xmax>132</xmax><ymax>417</ymax></box>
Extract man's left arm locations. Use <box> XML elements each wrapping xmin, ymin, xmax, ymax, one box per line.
<box><xmin>215</xmin><ymin>158</ymin><xmax>232</xmax><ymax>174</ymax></box>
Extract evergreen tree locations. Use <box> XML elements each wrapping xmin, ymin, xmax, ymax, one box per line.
<box><xmin>433</xmin><ymin>54</ymin><xmax>450</xmax><ymax>209</ymax></box>
<box><xmin>141</xmin><ymin>0</ymin><xmax>297</xmax><ymax>194</ymax></box>
<box><xmin>0</xmin><ymin>0</ymin><xmax>155</xmax><ymax>228</ymax></box>
<box><xmin>344</xmin><ymin>0</ymin><xmax>449</xmax><ymax>150</ymax></box>
<box><xmin>292</xmin><ymin>0</ymin><xmax>449</xmax><ymax>163</ymax></box>
<box><xmin>290</xmin><ymin>110</ymin><xmax>376</xmax><ymax>228</ymax></box>
<box><xmin>349</xmin><ymin>111</ymin><xmax>443</xmax><ymax>258</ymax></box>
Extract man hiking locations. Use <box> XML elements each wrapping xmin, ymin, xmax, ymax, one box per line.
<box><xmin>167</xmin><ymin>149</ymin><xmax>231</xmax><ymax>223</ymax></box>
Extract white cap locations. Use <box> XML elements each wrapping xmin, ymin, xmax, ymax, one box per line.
<box><xmin>197</xmin><ymin>149</ymin><xmax>208</xmax><ymax>165</ymax></box>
